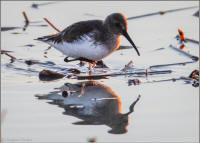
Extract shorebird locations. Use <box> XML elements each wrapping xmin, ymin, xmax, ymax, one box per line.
<box><xmin>36</xmin><ymin>13</ymin><xmax>140</xmax><ymax>64</ymax></box>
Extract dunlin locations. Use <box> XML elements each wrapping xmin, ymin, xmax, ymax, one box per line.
<box><xmin>36</xmin><ymin>13</ymin><xmax>140</xmax><ymax>63</ymax></box>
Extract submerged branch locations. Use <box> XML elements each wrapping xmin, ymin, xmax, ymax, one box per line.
<box><xmin>127</xmin><ymin>6</ymin><xmax>198</xmax><ymax>20</ymax></box>
<box><xmin>76</xmin><ymin>70</ymin><xmax>172</xmax><ymax>80</ymax></box>
<box><xmin>169</xmin><ymin>45</ymin><xmax>199</xmax><ymax>61</ymax></box>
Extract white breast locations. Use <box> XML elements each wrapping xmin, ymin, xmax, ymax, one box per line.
<box><xmin>47</xmin><ymin>35</ymin><xmax>110</xmax><ymax>61</ymax></box>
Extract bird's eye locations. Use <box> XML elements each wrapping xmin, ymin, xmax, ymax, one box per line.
<box><xmin>115</xmin><ymin>23</ymin><xmax>121</xmax><ymax>27</ymax></box>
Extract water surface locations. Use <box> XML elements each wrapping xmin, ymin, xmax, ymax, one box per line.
<box><xmin>1</xmin><ymin>1</ymin><xmax>199</xmax><ymax>142</ymax></box>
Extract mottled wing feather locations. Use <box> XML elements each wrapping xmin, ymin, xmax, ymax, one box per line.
<box><xmin>37</xmin><ymin>20</ymin><xmax>104</xmax><ymax>43</ymax></box>
<box><xmin>63</xmin><ymin>20</ymin><xmax>102</xmax><ymax>42</ymax></box>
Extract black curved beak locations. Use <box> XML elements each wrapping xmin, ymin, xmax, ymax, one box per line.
<box><xmin>122</xmin><ymin>30</ymin><xmax>140</xmax><ymax>56</ymax></box>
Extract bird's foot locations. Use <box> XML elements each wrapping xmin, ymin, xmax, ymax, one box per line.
<box><xmin>64</xmin><ymin>57</ymin><xmax>70</xmax><ymax>62</ymax></box>
<box><xmin>94</xmin><ymin>60</ymin><xmax>109</xmax><ymax>68</ymax></box>
<box><xmin>78</xmin><ymin>57</ymin><xmax>95</xmax><ymax>64</ymax></box>
<box><xmin>64</xmin><ymin>57</ymin><xmax>95</xmax><ymax>64</ymax></box>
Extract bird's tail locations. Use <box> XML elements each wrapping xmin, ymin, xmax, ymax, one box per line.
<box><xmin>35</xmin><ymin>32</ymin><xmax>62</xmax><ymax>43</ymax></box>
<box><xmin>35</xmin><ymin>34</ymin><xmax>55</xmax><ymax>42</ymax></box>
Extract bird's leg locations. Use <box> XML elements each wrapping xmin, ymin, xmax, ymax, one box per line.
<box><xmin>89</xmin><ymin>61</ymin><xmax>98</xmax><ymax>75</ymax></box>
<box><xmin>89</xmin><ymin>63</ymin><xmax>93</xmax><ymax>75</ymax></box>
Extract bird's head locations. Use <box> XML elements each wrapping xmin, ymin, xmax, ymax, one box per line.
<box><xmin>104</xmin><ymin>13</ymin><xmax>140</xmax><ymax>56</ymax></box>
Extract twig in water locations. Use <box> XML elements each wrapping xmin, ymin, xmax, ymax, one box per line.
<box><xmin>43</xmin><ymin>17</ymin><xmax>61</xmax><ymax>53</ymax></box>
<box><xmin>1</xmin><ymin>50</ymin><xmax>17</xmax><ymax>61</ymax></box>
<box><xmin>43</xmin><ymin>18</ymin><xmax>61</xmax><ymax>32</ymax></box>
<box><xmin>176</xmin><ymin>35</ymin><xmax>199</xmax><ymax>45</ymax></box>
<box><xmin>22</xmin><ymin>11</ymin><xmax>30</xmax><ymax>23</ymax></box>
<box><xmin>178</xmin><ymin>29</ymin><xmax>185</xmax><ymax>42</ymax></box>
<box><xmin>22</xmin><ymin>11</ymin><xmax>30</xmax><ymax>31</ymax></box>
<box><xmin>176</xmin><ymin>29</ymin><xmax>199</xmax><ymax>44</ymax></box>
<box><xmin>127</xmin><ymin>6</ymin><xmax>198</xmax><ymax>20</ymax></box>
<box><xmin>149</xmin><ymin>61</ymin><xmax>195</xmax><ymax>69</ymax></box>
<box><xmin>31</xmin><ymin>2</ymin><xmax>59</xmax><ymax>9</ymax></box>
<box><xmin>185</xmin><ymin>38</ymin><xmax>199</xmax><ymax>44</ymax></box>
<box><xmin>144</xmin><ymin>76</ymin><xmax>199</xmax><ymax>87</ymax></box>
<box><xmin>121</xmin><ymin>60</ymin><xmax>134</xmax><ymax>71</ymax></box>
<box><xmin>76</xmin><ymin>70</ymin><xmax>172</xmax><ymax>80</ymax></box>
<box><xmin>179</xmin><ymin>44</ymin><xmax>185</xmax><ymax>50</ymax></box>
<box><xmin>1</xmin><ymin>27</ymin><xmax>20</xmax><ymax>31</ymax></box>
<box><xmin>169</xmin><ymin>44</ymin><xmax>199</xmax><ymax>61</ymax></box>
<box><xmin>117</xmin><ymin>45</ymin><xmax>133</xmax><ymax>50</ymax></box>
<box><xmin>0</xmin><ymin>50</ymin><xmax>13</xmax><ymax>54</ymax></box>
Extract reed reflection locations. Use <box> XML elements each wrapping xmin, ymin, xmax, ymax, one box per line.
<box><xmin>36</xmin><ymin>81</ymin><xmax>140</xmax><ymax>134</ymax></box>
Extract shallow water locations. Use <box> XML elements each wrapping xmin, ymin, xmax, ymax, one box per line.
<box><xmin>1</xmin><ymin>1</ymin><xmax>199</xmax><ymax>142</ymax></box>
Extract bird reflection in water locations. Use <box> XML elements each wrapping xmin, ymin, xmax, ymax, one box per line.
<box><xmin>36</xmin><ymin>81</ymin><xmax>141</xmax><ymax>134</ymax></box>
